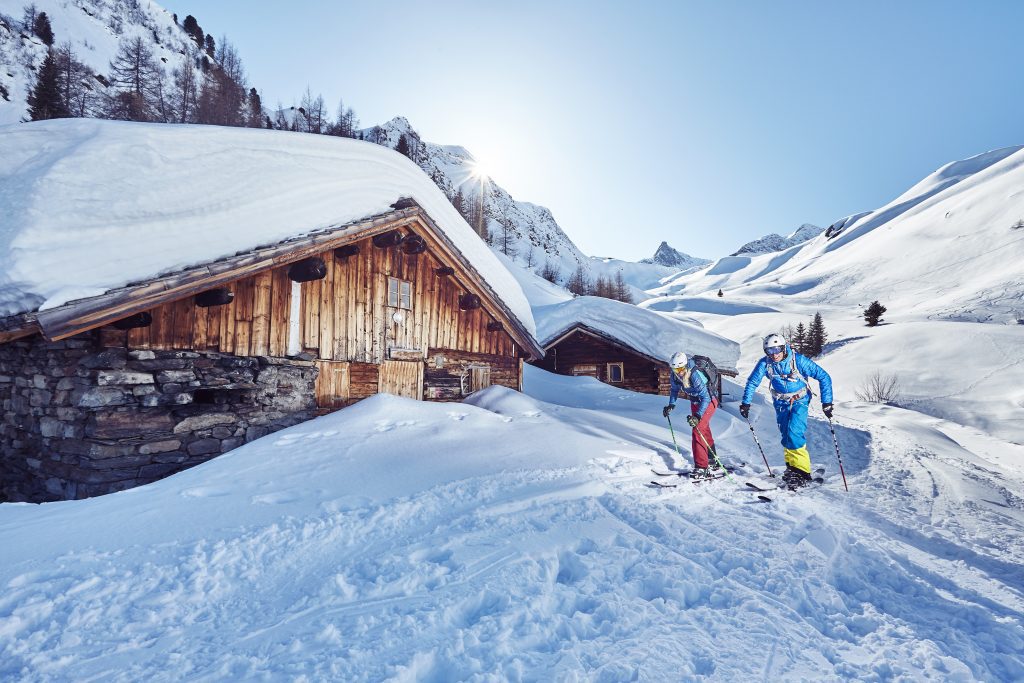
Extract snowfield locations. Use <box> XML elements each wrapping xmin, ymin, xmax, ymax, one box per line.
<box><xmin>2</xmin><ymin>365</ymin><xmax>1022</xmax><ymax>681</ymax></box>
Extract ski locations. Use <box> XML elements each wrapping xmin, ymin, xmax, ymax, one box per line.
<box><xmin>649</xmin><ymin>470</ymin><xmax>731</xmax><ymax>488</ymax></box>
<box><xmin>746</xmin><ymin>467</ymin><xmax>824</xmax><ymax>492</ymax></box>
<box><xmin>651</xmin><ymin>462</ymin><xmax>745</xmax><ymax>478</ymax></box>
<box><xmin>752</xmin><ymin>477</ymin><xmax>825</xmax><ymax>501</ymax></box>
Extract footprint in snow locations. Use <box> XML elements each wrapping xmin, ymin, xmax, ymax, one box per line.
<box><xmin>447</xmin><ymin>412</ymin><xmax>468</xmax><ymax>421</ymax></box>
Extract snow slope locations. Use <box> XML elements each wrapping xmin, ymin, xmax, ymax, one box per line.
<box><xmin>1</xmin><ymin>366</ymin><xmax>1022</xmax><ymax>680</ymax></box>
<box><xmin>651</xmin><ymin>146</ymin><xmax>1024</xmax><ymax>325</ymax></box>
<box><xmin>0</xmin><ymin>119</ymin><xmax>535</xmax><ymax>335</ymax></box>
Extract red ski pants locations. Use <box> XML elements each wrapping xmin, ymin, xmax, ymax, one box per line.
<box><xmin>690</xmin><ymin>398</ymin><xmax>718</xmax><ymax>469</ymax></box>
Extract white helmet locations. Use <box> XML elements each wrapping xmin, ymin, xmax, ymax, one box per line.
<box><xmin>762</xmin><ymin>334</ymin><xmax>786</xmax><ymax>354</ymax></box>
<box><xmin>669</xmin><ymin>352</ymin><xmax>688</xmax><ymax>370</ymax></box>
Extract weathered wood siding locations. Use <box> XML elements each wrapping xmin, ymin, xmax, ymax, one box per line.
<box><xmin>538</xmin><ymin>331</ymin><xmax>662</xmax><ymax>394</ymax></box>
<box><xmin>126</xmin><ymin>230</ymin><xmax>523</xmax><ymax>407</ymax></box>
<box><xmin>128</xmin><ymin>234</ymin><xmax>517</xmax><ymax>363</ymax></box>
<box><xmin>424</xmin><ymin>348</ymin><xmax>521</xmax><ymax>401</ymax></box>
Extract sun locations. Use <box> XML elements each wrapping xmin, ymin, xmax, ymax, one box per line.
<box><xmin>468</xmin><ymin>158</ymin><xmax>491</xmax><ymax>181</ymax></box>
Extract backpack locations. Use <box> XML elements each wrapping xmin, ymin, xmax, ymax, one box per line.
<box><xmin>691</xmin><ymin>355</ymin><xmax>720</xmax><ymax>397</ymax></box>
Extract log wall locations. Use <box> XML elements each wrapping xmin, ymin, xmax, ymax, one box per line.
<box><xmin>538</xmin><ymin>331</ymin><xmax>663</xmax><ymax>395</ymax></box>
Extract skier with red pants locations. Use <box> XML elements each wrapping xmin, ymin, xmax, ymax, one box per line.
<box><xmin>663</xmin><ymin>352</ymin><xmax>720</xmax><ymax>480</ymax></box>
<box><xmin>739</xmin><ymin>333</ymin><xmax>834</xmax><ymax>489</ymax></box>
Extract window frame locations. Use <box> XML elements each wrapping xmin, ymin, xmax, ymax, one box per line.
<box><xmin>606</xmin><ymin>362</ymin><xmax>624</xmax><ymax>383</ymax></box>
<box><xmin>388</xmin><ymin>276</ymin><xmax>413</xmax><ymax>310</ymax></box>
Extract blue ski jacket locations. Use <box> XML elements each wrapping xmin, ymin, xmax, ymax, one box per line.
<box><xmin>741</xmin><ymin>345</ymin><xmax>833</xmax><ymax>407</ymax></box>
<box><xmin>668</xmin><ymin>361</ymin><xmax>713</xmax><ymax>418</ymax></box>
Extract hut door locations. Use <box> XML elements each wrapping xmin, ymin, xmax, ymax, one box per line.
<box><xmin>379</xmin><ymin>360</ymin><xmax>423</xmax><ymax>400</ymax></box>
<box><xmin>315</xmin><ymin>361</ymin><xmax>350</xmax><ymax>411</ymax></box>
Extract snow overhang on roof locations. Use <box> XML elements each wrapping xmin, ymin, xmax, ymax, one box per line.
<box><xmin>534</xmin><ymin>296</ymin><xmax>740</xmax><ymax>373</ymax></box>
<box><xmin>0</xmin><ymin>119</ymin><xmax>540</xmax><ymax>355</ymax></box>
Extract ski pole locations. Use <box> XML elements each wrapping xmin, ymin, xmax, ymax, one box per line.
<box><xmin>744</xmin><ymin>416</ymin><xmax>774</xmax><ymax>477</ymax></box>
<box><xmin>827</xmin><ymin>417</ymin><xmax>849</xmax><ymax>492</ymax></box>
<box><xmin>665</xmin><ymin>414</ymin><xmax>685</xmax><ymax>461</ymax></box>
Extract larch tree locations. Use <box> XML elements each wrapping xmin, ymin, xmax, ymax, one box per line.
<box><xmin>104</xmin><ymin>36</ymin><xmax>162</xmax><ymax>121</ymax></box>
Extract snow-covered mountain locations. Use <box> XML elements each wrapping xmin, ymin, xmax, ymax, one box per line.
<box><xmin>0</xmin><ymin>0</ymin><xmax>195</xmax><ymax>125</ymax></box>
<box><xmin>641</xmin><ymin>240</ymin><xmax>710</xmax><ymax>269</ymax></box>
<box><xmin>648</xmin><ymin>146</ymin><xmax>1024</xmax><ymax>325</ymax></box>
<box><xmin>730</xmin><ymin>223</ymin><xmax>824</xmax><ymax>256</ymax></box>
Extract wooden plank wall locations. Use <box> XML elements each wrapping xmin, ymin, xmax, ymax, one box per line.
<box><xmin>300</xmin><ymin>235</ymin><xmax>515</xmax><ymax>363</ymax></box>
<box><xmin>127</xmin><ymin>233</ymin><xmax>518</xmax><ymax>368</ymax></box>
<box><xmin>538</xmin><ymin>331</ymin><xmax>662</xmax><ymax>395</ymax></box>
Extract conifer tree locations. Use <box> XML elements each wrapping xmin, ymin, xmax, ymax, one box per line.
<box><xmin>864</xmin><ymin>300</ymin><xmax>887</xmax><ymax>327</ymax></box>
<box><xmin>793</xmin><ymin>322</ymin><xmax>807</xmax><ymax>355</ymax></box>
<box><xmin>27</xmin><ymin>50</ymin><xmax>67</xmax><ymax>120</ymax></box>
<box><xmin>32</xmin><ymin>11</ymin><xmax>54</xmax><ymax>46</ymax></box>
<box><xmin>807</xmin><ymin>312</ymin><xmax>828</xmax><ymax>356</ymax></box>
<box><xmin>395</xmin><ymin>133</ymin><xmax>411</xmax><ymax>158</ymax></box>
<box><xmin>717</xmin><ymin>289</ymin><xmax>723</xmax><ymax>298</ymax></box>
<box><xmin>182</xmin><ymin>15</ymin><xmax>204</xmax><ymax>48</ymax></box>
<box><xmin>247</xmin><ymin>88</ymin><xmax>262</xmax><ymax>127</ymax></box>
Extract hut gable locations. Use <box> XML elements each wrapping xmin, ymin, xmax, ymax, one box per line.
<box><xmin>532</xmin><ymin>296</ymin><xmax>741</xmax><ymax>396</ymax></box>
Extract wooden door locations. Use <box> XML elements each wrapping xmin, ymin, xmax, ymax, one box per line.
<box><xmin>315</xmin><ymin>360</ymin><xmax>350</xmax><ymax>411</ymax></box>
<box><xmin>470</xmin><ymin>366</ymin><xmax>491</xmax><ymax>393</ymax></box>
<box><xmin>379</xmin><ymin>360</ymin><xmax>423</xmax><ymax>400</ymax></box>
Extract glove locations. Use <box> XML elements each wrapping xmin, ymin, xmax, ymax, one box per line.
<box><xmin>686</xmin><ymin>415</ymin><xmax>699</xmax><ymax>428</ymax></box>
<box><xmin>739</xmin><ymin>404</ymin><xmax>750</xmax><ymax>419</ymax></box>
<box><xmin>822</xmin><ymin>403</ymin><xmax>834</xmax><ymax>419</ymax></box>
<box><xmin>662</xmin><ymin>404</ymin><xmax>675</xmax><ymax>418</ymax></box>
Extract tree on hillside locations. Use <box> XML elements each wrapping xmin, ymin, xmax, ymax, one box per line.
<box><xmin>182</xmin><ymin>15</ymin><xmax>204</xmax><ymax>49</ymax></box>
<box><xmin>170</xmin><ymin>49</ymin><xmax>199</xmax><ymax>122</ymax></box>
<box><xmin>55</xmin><ymin>42</ymin><xmax>96</xmax><ymax>117</ymax></box>
<box><xmin>613</xmin><ymin>271</ymin><xmax>632</xmax><ymax>303</ymax></box>
<box><xmin>864</xmin><ymin>300</ymin><xmax>887</xmax><ymax>327</ymax></box>
<box><xmin>806</xmin><ymin>312</ymin><xmax>828</xmax><ymax>356</ymax></box>
<box><xmin>792</xmin><ymin>322</ymin><xmax>807</xmax><ymax>355</ymax></box>
<box><xmin>246</xmin><ymin>88</ymin><xmax>262</xmax><ymax>127</ymax></box>
<box><xmin>104</xmin><ymin>36</ymin><xmax>162</xmax><ymax>121</ymax></box>
<box><xmin>540</xmin><ymin>260</ymin><xmax>561</xmax><ymax>284</ymax></box>
<box><xmin>27</xmin><ymin>50</ymin><xmax>68</xmax><ymax>120</ymax></box>
<box><xmin>395</xmin><ymin>133</ymin><xmax>411</xmax><ymax>158</ymax></box>
<box><xmin>327</xmin><ymin>98</ymin><xmax>359</xmax><ymax>138</ymax></box>
<box><xmin>195</xmin><ymin>37</ymin><xmax>247</xmax><ymax>126</ymax></box>
<box><xmin>32</xmin><ymin>11</ymin><xmax>53</xmax><ymax>46</ymax></box>
<box><xmin>297</xmin><ymin>87</ymin><xmax>326</xmax><ymax>133</ymax></box>
<box><xmin>717</xmin><ymin>289</ymin><xmax>723</xmax><ymax>297</ymax></box>
<box><xmin>566</xmin><ymin>265</ymin><xmax>590</xmax><ymax>297</ymax></box>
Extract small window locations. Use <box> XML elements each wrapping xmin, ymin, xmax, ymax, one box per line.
<box><xmin>607</xmin><ymin>362</ymin><xmax>624</xmax><ymax>383</ymax></box>
<box><xmin>388</xmin><ymin>277</ymin><xmax>413</xmax><ymax>309</ymax></box>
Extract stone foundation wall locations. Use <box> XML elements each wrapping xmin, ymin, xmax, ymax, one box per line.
<box><xmin>0</xmin><ymin>334</ymin><xmax>318</xmax><ymax>502</ymax></box>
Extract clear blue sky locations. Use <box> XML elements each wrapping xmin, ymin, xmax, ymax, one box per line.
<box><xmin>161</xmin><ymin>0</ymin><xmax>1024</xmax><ymax>261</ymax></box>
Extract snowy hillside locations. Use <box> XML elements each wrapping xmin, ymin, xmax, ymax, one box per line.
<box><xmin>364</xmin><ymin>116</ymin><xmax>680</xmax><ymax>293</ymax></box>
<box><xmin>648</xmin><ymin>146</ymin><xmax>1024</xmax><ymax>325</ymax></box>
<box><xmin>0</xmin><ymin>0</ymin><xmax>192</xmax><ymax>125</ymax></box>
<box><xmin>731</xmin><ymin>222</ymin><xmax>823</xmax><ymax>256</ymax></box>
<box><xmin>2</xmin><ymin>364</ymin><xmax>1022</xmax><ymax>680</ymax></box>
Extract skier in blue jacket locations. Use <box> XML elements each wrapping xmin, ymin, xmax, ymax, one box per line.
<box><xmin>663</xmin><ymin>352</ymin><xmax>720</xmax><ymax>479</ymax></box>
<box><xmin>739</xmin><ymin>333</ymin><xmax>834</xmax><ymax>489</ymax></box>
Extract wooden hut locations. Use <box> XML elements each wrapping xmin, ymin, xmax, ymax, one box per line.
<box><xmin>532</xmin><ymin>296</ymin><xmax>740</xmax><ymax>399</ymax></box>
<box><xmin>0</xmin><ymin>201</ymin><xmax>542</xmax><ymax>502</ymax></box>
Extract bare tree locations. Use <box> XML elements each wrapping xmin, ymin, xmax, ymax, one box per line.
<box><xmin>170</xmin><ymin>49</ymin><xmax>199</xmax><ymax>122</ymax></box>
<box><xmin>104</xmin><ymin>36</ymin><xmax>163</xmax><ymax>121</ymax></box>
<box><xmin>856</xmin><ymin>371</ymin><xmax>901</xmax><ymax>403</ymax></box>
<box><xmin>55</xmin><ymin>43</ymin><xmax>96</xmax><ymax>117</ymax></box>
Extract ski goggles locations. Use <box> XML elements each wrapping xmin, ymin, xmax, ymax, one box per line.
<box><xmin>765</xmin><ymin>345</ymin><xmax>785</xmax><ymax>356</ymax></box>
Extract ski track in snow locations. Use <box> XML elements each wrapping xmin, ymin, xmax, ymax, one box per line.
<box><xmin>2</xmin><ymin>381</ymin><xmax>1024</xmax><ymax>681</ymax></box>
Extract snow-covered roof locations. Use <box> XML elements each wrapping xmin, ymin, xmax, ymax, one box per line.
<box><xmin>0</xmin><ymin>119</ymin><xmax>536</xmax><ymax>338</ymax></box>
<box><xmin>534</xmin><ymin>296</ymin><xmax>740</xmax><ymax>372</ymax></box>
